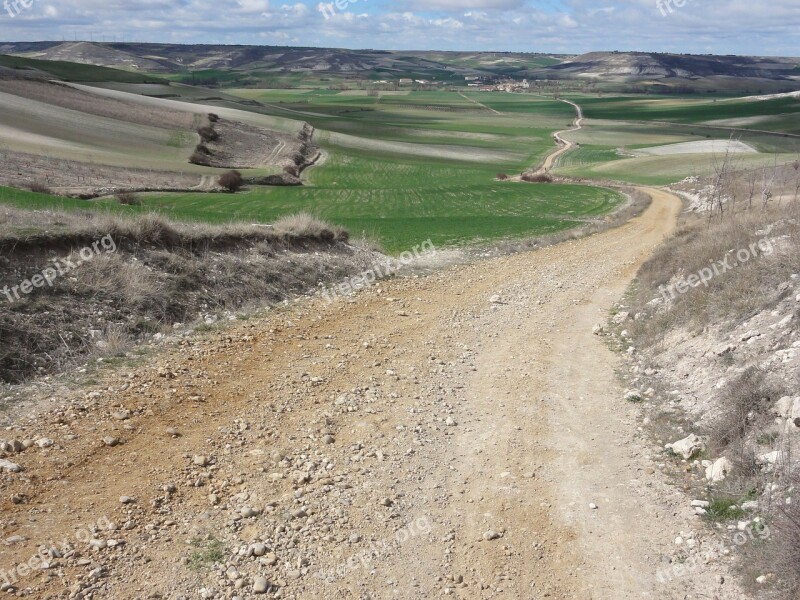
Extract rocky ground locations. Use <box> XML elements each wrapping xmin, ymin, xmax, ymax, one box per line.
<box><xmin>0</xmin><ymin>189</ymin><xmax>748</xmax><ymax>599</ymax></box>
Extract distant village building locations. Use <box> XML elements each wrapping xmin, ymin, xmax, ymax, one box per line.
<box><xmin>399</xmin><ymin>78</ymin><xmax>413</xmax><ymax>85</ymax></box>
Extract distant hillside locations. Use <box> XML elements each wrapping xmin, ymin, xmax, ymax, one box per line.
<box><xmin>540</xmin><ymin>51</ymin><xmax>799</xmax><ymax>80</ymax></box>
<box><xmin>1</xmin><ymin>42</ymin><xmax>798</xmax><ymax>92</ymax></box>
<box><xmin>0</xmin><ymin>54</ymin><xmax>164</xmax><ymax>83</ymax></box>
<box><xmin>0</xmin><ymin>41</ymin><xmax>563</xmax><ymax>81</ymax></box>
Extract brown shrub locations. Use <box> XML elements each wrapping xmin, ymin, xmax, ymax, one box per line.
<box><xmin>28</xmin><ymin>181</ymin><xmax>53</xmax><ymax>194</ymax></box>
<box><xmin>521</xmin><ymin>172</ymin><xmax>553</xmax><ymax>183</ymax></box>
<box><xmin>218</xmin><ymin>170</ymin><xmax>243</xmax><ymax>193</ymax></box>
<box><xmin>272</xmin><ymin>213</ymin><xmax>348</xmax><ymax>242</ymax></box>
<box><xmin>197</xmin><ymin>126</ymin><xmax>219</xmax><ymax>143</ymax></box>
<box><xmin>190</xmin><ymin>151</ymin><xmax>212</xmax><ymax>166</ymax></box>
<box><xmin>496</xmin><ymin>173</ymin><xmax>509</xmax><ymax>181</ymax></box>
<box><xmin>115</xmin><ymin>191</ymin><xmax>141</xmax><ymax>206</ymax></box>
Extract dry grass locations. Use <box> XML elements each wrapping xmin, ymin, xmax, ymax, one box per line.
<box><xmin>0</xmin><ymin>207</ymin><xmax>361</xmax><ymax>382</ymax></box>
<box><xmin>629</xmin><ymin>201</ymin><xmax>800</xmax><ymax>346</ymax></box>
<box><xmin>271</xmin><ymin>213</ymin><xmax>349</xmax><ymax>243</ymax></box>
<box><xmin>626</xmin><ymin>197</ymin><xmax>800</xmax><ymax>599</ymax></box>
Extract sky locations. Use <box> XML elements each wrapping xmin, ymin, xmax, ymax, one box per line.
<box><xmin>0</xmin><ymin>0</ymin><xmax>798</xmax><ymax>56</ymax></box>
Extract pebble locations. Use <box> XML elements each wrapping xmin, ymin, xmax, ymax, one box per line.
<box><xmin>0</xmin><ymin>459</ymin><xmax>22</xmax><ymax>473</ymax></box>
<box><xmin>483</xmin><ymin>530</ymin><xmax>501</xmax><ymax>541</ymax></box>
<box><xmin>253</xmin><ymin>576</ymin><xmax>269</xmax><ymax>594</ymax></box>
<box><xmin>323</xmin><ymin>434</ymin><xmax>335</xmax><ymax>445</ymax></box>
<box><xmin>103</xmin><ymin>436</ymin><xmax>120</xmax><ymax>447</ymax></box>
<box><xmin>193</xmin><ymin>455</ymin><xmax>209</xmax><ymax>467</ymax></box>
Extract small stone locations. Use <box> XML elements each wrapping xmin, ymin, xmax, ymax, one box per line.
<box><xmin>241</xmin><ymin>506</ymin><xmax>260</xmax><ymax>518</ymax></box>
<box><xmin>445</xmin><ymin>417</ymin><xmax>456</xmax><ymax>427</ymax></box>
<box><xmin>36</xmin><ymin>438</ymin><xmax>54</xmax><ymax>448</ymax></box>
<box><xmin>166</xmin><ymin>427</ymin><xmax>181</xmax><ymax>437</ymax></box>
<box><xmin>253</xmin><ymin>576</ymin><xmax>269</xmax><ymax>594</ymax></box>
<box><xmin>0</xmin><ymin>459</ymin><xmax>22</xmax><ymax>473</ymax></box>
<box><xmin>252</xmin><ymin>543</ymin><xmax>267</xmax><ymax>557</ymax></box>
<box><xmin>322</xmin><ymin>435</ymin><xmax>335</xmax><ymax>445</ymax></box>
<box><xmin>103</xmin><ymin>436</ymin><xmax>120</xmax><ymax>447</ymax></box>
<box><xmin>119</xmin><ymin>496</ymin><xmax>135</xmax><ymax>505</ymax></box>
<box><xmin>193</xmin><ymin>455</ymin><xmax>209</xmax><ymax>467</ymax></box>
<box><xmin>111</xmin><ymin>411</ymin><xmax>130</xmax><ymax>421</ymax></box>
<box><xmin>589</xmin><ymin>503</ymin><xmax>598</xmax><ymax>510</ymax></box>
<box><xmin>483</xmin><ymin>530</ymin><xmax>501</xmax><ymax>541</ymax></box>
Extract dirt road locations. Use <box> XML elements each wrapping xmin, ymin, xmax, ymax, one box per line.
<box><xmin>0</xmin><ymin>187</ymin><xmax>741</xmax><ymax>599</ymax></box>
<box><xmin>512</xmin><ymin>98</ymin><xmax>582</xmax><ymax>180</ymax></box>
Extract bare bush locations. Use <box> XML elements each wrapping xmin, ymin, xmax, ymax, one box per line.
<box><xmin>272</xmin><ymin>213</ymin><xmax>348</xmax><ymax>242</ymax></box>
<box><xmin>115</xmin><ymin>191</ymin><xmax>141</xmax><ymax>206</ymax></box>
<box><xmin>197</xmin><ymin>126</ymin><xmax>219</xmax><ymax>143</ymax></box>
<box><xmin>189</xmin><ymin>151</ymin><xmax>212</xmax><ymax>166</ymax></box>
<box><xmin>27</xmin><ymin>181</ymin><xmax>53</xmax><ymax>194</ymax></box>
<box><xmin>496</xmin><ymin>173</ymin><xmax>509</xmax><ymax>181</ymax></box>
<box><xmin>521</xmin><ymin>172</ymin><xmax>553</xmax><ymax>183</ymax></box>
<box><xmin>218</xmin><ymin>170</ymin><xmax>243</xmax><ymax>193</ymax></box>
<box><xmin>708</xmin><ymin>367</ymin><xmax>785</xmax><ymax>464</ymax></box>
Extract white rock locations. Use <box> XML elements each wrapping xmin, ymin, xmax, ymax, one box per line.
<box><xmin>253</xmin><ymin>577</ymin><xmax>269</xmax><ymax>594</ymax></box>
<box><xmin>0</xmin><ymin>459</ymin><xmax>22</xmax><ymax>473</ymax></box>
<box><xmin>691</xmin><ymin>500</ymin><xmax>710</xmax><ymax>508</ymax></box>
<box><xmin>36</xmin><ymin>438</ymin><xmax>54</xmax><ymax>449</ymax></box>
<box><xmin>611</xmin><ymin>311</ymin><xmax>630</xmax><ymax>325</ymax></box>
<box><xmin>758</xmin><ymin>451</ymin><xmax>780</xmax><ymax>465</ymax></box>
<box><xmin>666</xmin><ymin>434</ymin><xmax>704</xmax><ymax>460</ymax></box>
<box><xmin>489</xmin><ymin>295</ymin><xmax>503</xmax><ymax>305</ymax></box>
<box><xmin>774</xmin><ymin>396</ymin><xmax>796</xmax><ymax>418</ymax></box>
<box><xmin>705</xmin><ymin>457</ymin><xmax>733</xmax><ymax>483</ymax></box>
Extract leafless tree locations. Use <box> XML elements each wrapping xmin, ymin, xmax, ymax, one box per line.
<box><xmin>709</xmin><ymin>136</ymin><xmax>739</xmax><ymax>220</ymax></box>
<box><xmin>761</xmin><ymin>160</ymin><xmax>778</xmax><ymax>211</ymax></box>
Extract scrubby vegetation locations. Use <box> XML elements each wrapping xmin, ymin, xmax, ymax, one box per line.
<box><xmin>0</xmin><ymin>207</ymin><xmax>361</xmax><ymax>383</ymax></box>
<box><xmin>624</xmin><ymin>188</ymin><xmax>800</xmax><ymax>597</ymax></box>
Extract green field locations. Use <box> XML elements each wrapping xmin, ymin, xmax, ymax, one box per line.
<box><xmin>0</xmin><ymin>55</ymin><xmax>165</xmax><ymax>83</ymax></box>
<box><xmin>0</xmin><ymin>89</ymin><xmax>626</xmax><ymax>252</ymax></box>
<box><xmin>549</xmin><ymin>94</ymin><xmax>800</xmax><ymax>184</ymax></box>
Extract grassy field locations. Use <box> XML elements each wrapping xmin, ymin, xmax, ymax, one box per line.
<box><xmin>573</xmin><ymin>94</ymin><xmax>800</xmax><ymax>134</ymax></box>
<box><xmin>0</xmin><ymin>55</ymin><xmax>164</xmax><ymax>83</ymax></box>
<box><xmin>0</xmin><ymin>88</ymin><xmax>626</xmax><ymax>251</ymax></box>
<box><xmin>551</xmin><ymin>95</ymin><xmax>800</xmax><ymax>184</ymax></box>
